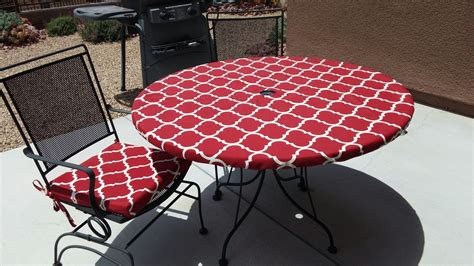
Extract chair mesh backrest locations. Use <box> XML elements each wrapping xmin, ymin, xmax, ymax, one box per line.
<box><xmin>3</xmin><ymin>54</ymin><xmax>111</xmax><ymax>171</ymax></box>
<box><xmin>209</xmin><ymin>14</ymin><xmax>282</xmax><ymax>61</ymax></box>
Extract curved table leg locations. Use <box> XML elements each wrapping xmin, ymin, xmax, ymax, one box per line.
<box><xmin>219</xmin><ymin>170</ymin><xmax>266</xmax><ymax>266</ymax></box>
<box><xmin>214</xmin><ymin>167</ymin><xmax>236</xmax><ymax>201</ymax></box>
<box><xmin>296</xmin><ymin>167</ymin><xmax>307</xmax><ymax>191</ymax></box>
<box><xmin>214</xmin><ymin>165</ymin><xmax>222</xmax><ymax>200</ymax></box>
<box><xmin>279</xmin><ymin>168</ymin><xmax>307</xmax><ymax>191</ymax></box>
<box><xmin>273</xmin><ymin>169</ymin><xmax>337</xmax><ymax>254</ymax></box>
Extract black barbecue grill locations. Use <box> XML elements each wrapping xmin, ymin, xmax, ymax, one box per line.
<box><xmin>74</xmin><ymin>0</ymin><xmax>213</xmax><ymax>90</ymax></box>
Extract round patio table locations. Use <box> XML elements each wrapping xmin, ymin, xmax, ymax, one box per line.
<box><xmin>131</xmin><ymin>56</ymin><xmax>414</xmax><ymax>265</ymax></box>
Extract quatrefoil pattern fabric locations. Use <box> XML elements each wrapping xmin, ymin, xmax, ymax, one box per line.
<box><xmin>49</xmin><ymin>142</ymin><xmax>191</xmax><ymax>218</ymax></box>
<box><xmin>132</xmin><ymin>57</ymin><xmax>414</xmax><ymax>170</ymax></box>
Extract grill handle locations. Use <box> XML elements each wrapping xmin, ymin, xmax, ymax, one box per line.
<box><xmin>151</xmin><ymin>38</ymin><xmax>205</xmax><ymax>55</ymax></box>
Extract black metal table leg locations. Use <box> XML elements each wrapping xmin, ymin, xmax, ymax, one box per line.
<box><xmin>213</xmin><ymin>165</ymin><xmax>223</xmax><ymax>200</ymax></box>
<box><xmin>219</xmin><ymin>170</ymin><xmax>266</xmax><ymax>266</ymax></box>
<box><xmin>296</xmin><ymin>167</ymin><xmax>307</xmax><ymax>191</ymax></box>
<box><xmin>214</xmin><ymin>166</ymin><xmax>235</xmax><ymax>201</ymax></box>
<box><xmin>273</xmin><ymin>169</ymin><xmax>337</xmax><ymax>254</ymax></box>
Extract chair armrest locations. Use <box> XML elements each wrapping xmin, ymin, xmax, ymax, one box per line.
<box><xmin>106</xmin><ymin>104</ymin><xmax>131</xmax><ymax>115</ymax></box>
<box><xmin>23</xmin><ymin>147</ymin><xmax>105</xmax><ymax>218</ymax></box>
<box><xmin>24</xmin><ymin>148</ymin><xmax>93</xmax><ymax>176</ymax></box>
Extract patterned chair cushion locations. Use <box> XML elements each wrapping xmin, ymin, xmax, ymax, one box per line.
<box><xmin>49</xmin><ymin>142</ymin><xmax>191</xmax><ymax>218</ymax></box>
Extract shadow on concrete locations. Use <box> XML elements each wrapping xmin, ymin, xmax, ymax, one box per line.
<box><xmin>240</xmin><ymin>164</ymin><xmax>426</xmax><ymax>266</ymax></box>
<box><xmin>99</xmin><ymin>164</ymin><xmax>424</xmax><ymax>265</ymax></box>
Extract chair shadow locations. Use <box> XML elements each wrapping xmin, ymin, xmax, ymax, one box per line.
<box><xmin>99</xmin><ymin>164</ymin><xmax>424</xmax><ymax>265</ymax></box>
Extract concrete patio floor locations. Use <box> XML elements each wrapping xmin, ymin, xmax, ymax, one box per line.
<box><xmin>0</xmin><ymin>103</ymin><xmax>472</xmax><ymax>265</ymax></box>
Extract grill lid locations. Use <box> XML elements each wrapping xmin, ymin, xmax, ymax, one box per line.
<box><xmin>74</xmin><ymin>5</ymin><xmax>137</xmax><ymax>22</ymax></box>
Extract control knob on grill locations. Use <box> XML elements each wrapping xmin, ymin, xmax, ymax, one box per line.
<box><xmin>159</xmin><ymin>10</ymin><xmax>171</xmax><ymax>20</ymax></box>
<box><xmin>187</xmin><ymin>6</ymin><xmax>197</xmax><ymax>16</ymax></box>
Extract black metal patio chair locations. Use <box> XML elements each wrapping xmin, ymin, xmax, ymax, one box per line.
<box><xmin>0</xmin><ymin>44</ymin><xmax>207</xmax><ymax>265</ymax></box>
<box><xmin>206</xmin><ymin>8</ymin><xmax>285</xmax><ymax>61</ymax></box>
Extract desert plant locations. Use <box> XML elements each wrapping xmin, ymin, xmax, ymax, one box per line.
<box><xmin>79</xmin><ymin>20</ymin><xmax>121</xmax><ymax>43</ymax></box>
<box><xmin>241</xmin><ymin>0</ymin><xmax>280</xmax><ymax>6</ymax></box>
<box><xmin>0</xmin><ymin>14</ymin><xmax>45</xmax><ymax>47</ymax></box>
<box><xmin>46</xmin><ymin>16</ymin><xmax>77</xmax><ymax>36</ymax></box>
<box><xmin>0</xmin><ymin>11</ymin><xmax>22</xmax><ymax>31</ymax></box>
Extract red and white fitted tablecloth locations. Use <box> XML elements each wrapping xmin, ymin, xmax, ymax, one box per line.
<box><xmin>132</xmin><ymin>57</ymin><xmax>414</xmax><ymax>170</ymax></box>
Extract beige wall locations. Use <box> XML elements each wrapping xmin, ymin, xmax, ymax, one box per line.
<box><xmin>287</xmin><ymin>0</ymin><xmax>473</xmax><ymax>117</ymax></box>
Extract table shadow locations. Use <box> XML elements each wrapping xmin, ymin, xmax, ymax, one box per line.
<box><xmin>233</xmin><ymin>165</ymin><xmax>425</xmax><ymax>266</ymax></box>
<box><xmin>98</xmin><ymin>164</ymin><xmax>424</xmax><ymax>265</ymax></box>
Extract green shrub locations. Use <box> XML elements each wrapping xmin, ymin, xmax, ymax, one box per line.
<box><xmin>80</xmin><ymin>20</ymin><xmax>121</xmax><ymax>43</ymax></box>
<box><xmin>46</xmin><ymin>16</ymin><xmax>77</xmax><ymax>36</ymax></box>
<box><xmin>0</xmin><ymin>11</ymin><xmax>22</xmax><ymax>31</ymax></box>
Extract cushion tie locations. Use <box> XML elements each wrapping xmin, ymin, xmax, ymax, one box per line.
<box><xmin>33</xmin><ymin>179</ymin><xmax>76</xmax><ymax>227</ymax></box>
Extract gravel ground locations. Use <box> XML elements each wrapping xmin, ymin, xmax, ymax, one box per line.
<box><xmin>0</xmin><ymin>33</ymin><xmax>142</xmax><ymax>152</ymax></box>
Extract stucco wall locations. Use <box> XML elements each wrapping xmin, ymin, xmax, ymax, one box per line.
<box><xmin>287</xmin><ymin>0</ymin><xmax>473</xmax><ymax>117</ymax></box>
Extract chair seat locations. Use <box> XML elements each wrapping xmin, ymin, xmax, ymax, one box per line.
<box><xmin>49</xmin><ymin>142</ymin><xmax>191</xmax><ymax>218</ymax></box>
